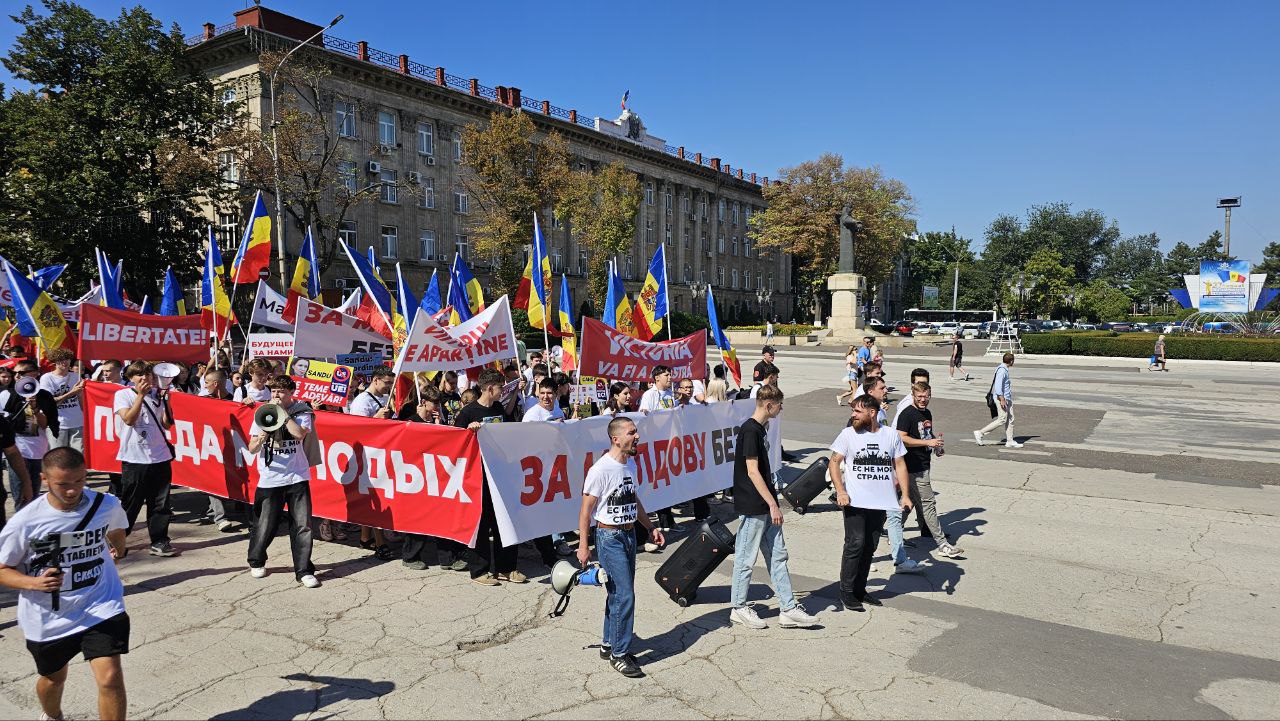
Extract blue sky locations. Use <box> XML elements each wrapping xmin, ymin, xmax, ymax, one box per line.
<box><xmin>3</xmin><ymin>0</ymin><xmax>1277</xmax><ymax>264</ymax></box>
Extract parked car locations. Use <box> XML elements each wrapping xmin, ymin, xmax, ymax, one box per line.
<box><xmin>890</xmin><ymin>320</ymin><xmax>915</xmax><ymax>336</ymax></box>
<box><xmin>1101</xmin><ymin>322</ymin><xmax>1135</xmax><ymax>332</ymax></box>
<box><xmin>1074</xmin><ymin>322</ymin><xmax>1098</xmax><ymax>331</ymax></box>
<box><xmin>960</xmin><ymin>322</ymin><xmax>982</xmax><ymax>339</ymax></box>
<box><xmin>913</xmin><ymin>323</ymin><xmax>937</xmax><ymax>335</ymax></box>
<box><xmin>935</xmin><ymin>323</ymin><xmax>961</xmax><ymax>337</ymax></box>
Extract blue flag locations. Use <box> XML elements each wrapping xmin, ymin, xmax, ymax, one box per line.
<box><xmin>31</xmin><ymin>264</ymin><xmax>66</xmax><ymax>291</ymax></box>
<box><xmin>421</xmin><ymin>269</ymin><xmax>442</xmax><ymax>317</ymax></box>
<box><xmin>160</xmin><ymin>266</ymin><xmax>185</xmax><ymax>316</ymax></box>
<box><xmin>395</xmin><ymin>262</ymin><xmax>419</xmax><ymax>326</ymax></box>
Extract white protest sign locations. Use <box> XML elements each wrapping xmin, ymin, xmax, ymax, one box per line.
<box><xmin>291</xmin><ymin>297</ymin><xmax>393</xmax><ymax>361</ymax></box>
<box><xmin>479</xmin><ymin>400</ymin><xmax>780</xmax><ymax>545</ymax></box>
<box><xmin>246</xmin><ymin>280</ymin><xmax>294</xmax><ymax>358</ymax></box>
<box><xmin>392</xmin><ymin>295</ymin><xmax>518</xmax><ymax>373</ymax></box>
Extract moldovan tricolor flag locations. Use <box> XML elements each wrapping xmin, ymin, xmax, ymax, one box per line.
<box><xmin>201</xmin><ymin>233</ymin><xmax>236</xmax><ymax>337</ymax></box>
<box><xmin>3</xmin><ymin>258</ymin><xmax>75</xmax><ymax>354</ymax></box>
<box><xmin>515</xmin><ymin>213</ymin><xmax>553</xmax><ymax>331</ymax></box>
<box><xmin>229</xmin><ymin>190</ymin><xmax>272</xmax><ymax>284</ymax></box>
<box><xmin>448</xmin><ymin>255</ymin><xmax>484</xmax><ymax>326</ymax></box>
<box><xmin>630</xmin><ymin>244</ymin><xmax>668</xmax><ymax>340</ymax></box>
<box><xmin>707</xmin><ymin>286</ymin><xmax>741</xmax><ymax>386</ymax></box>
<box><xmin>283</xmin><ymin>226</ymin><xmax>321</xmax><ymax>324</ymax></box>
<box><xmin>608</xmin><ymin>260</ymin><xmax>637</xmax><ymax>337</ymax></box>
<box><xmin>95</xmin><ymin>248</ymin><xmax>126</xmax><ymax>310</ymax></box>
<box><xmin>421</xmin><ymin>269</ymin><xmax>442</xmax><ymax>317</ymax></box>
<box><xmin>557</xmin><ymin>274</ymin><xmax>576</xmax><ymax>372</ymax></box>
<box><xmin>340</xmin><ymin>240</ymin><xmax>405</xmax><ymax>345</ymax></box>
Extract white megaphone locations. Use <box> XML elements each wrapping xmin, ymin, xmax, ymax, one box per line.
<box><xmin>254</xmin><ymin>402</ymin><xmax>289</xmax><ymax>434</ymax></box>
<box><xmin>15</xmin><ymin>376</ymin><xmax>39</xmax><ymax>399</ymax></box>
<box><xmin>548</xmin><ymin>560</ymin><xmax>608</xmax><ymax>618</ymax></box>
<box><xmin>152</xmin><ymin>363</ymin><xmax>182</xmax><ymax>391</ymax></box>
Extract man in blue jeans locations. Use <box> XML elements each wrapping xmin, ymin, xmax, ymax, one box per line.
<box><xmin>729</xmin><ymin>384</ymin><xmax>819</xmax><ymax>629</ymax></box>
<box><xmin>577</xmin><ymin>417</ymin><xmax>664</xmax><ymax>678</ymax></box>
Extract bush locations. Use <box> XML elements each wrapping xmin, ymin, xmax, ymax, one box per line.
<box><xmin>1021</xmin><ymin>331</ymin><xmax>1280</xmax><ymax>362</ymax></box>
<box><xmin>726</xmin><ymin>324</ymin><xmax>819</xmax><ymax>336</ymax></box>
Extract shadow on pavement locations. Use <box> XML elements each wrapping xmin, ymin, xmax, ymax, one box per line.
<box><xmin>209</xmin><ymin>673</ymin><xmax>395</xmax><ymax>721</ymax></box>
<box><xmin>939</xmin><ymin>507</ymin><xmax>988</xmax><ymax>539</ymax></box>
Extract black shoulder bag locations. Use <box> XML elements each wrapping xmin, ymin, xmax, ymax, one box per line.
<box><xmin>984</xmin><ymin>370</ymin><xmax>999</xmax><ymax>419</ymax></box>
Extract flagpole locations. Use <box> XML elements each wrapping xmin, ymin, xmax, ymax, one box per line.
<box><xmin>661</xmin><ymin>244</ymin><xmax>673</xmax><ymax>341</ymax></box>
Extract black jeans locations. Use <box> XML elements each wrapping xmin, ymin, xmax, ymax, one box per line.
<box><xmin>120</xmin><ymin>461</ymin><xmax>173</xmax><ymax>545</ymax></box>
<box><xmin>247</xmin><ymin>481</ymin><xmax>315</xmax><ymax>580</ymax></box>
<box><xmin>402</xmin><ymin>534</ymin><xmax>464</xmax><ymax>566</ymax></box>
<box><xmin>840</xmin><ymin>506</ymin><xmax>886</xmax><ymax>601</ymax></box>
<box><xmin>469</xmin><ymin>486</ymin><xmax>516</xmax><ymax>578</ymax></box>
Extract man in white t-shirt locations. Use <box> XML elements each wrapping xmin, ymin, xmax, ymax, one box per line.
<box><xmin>0</xmin><ymin>447</ymin><xmax>130</xmax><ymax>720</ymax></box>
<box><xmin>522</xmin><ymin>378</ymin><xmax>565</xmax><ymax>422</ymax></box>
<box><xmin>349</xmin><ymin>367</ymin><xmax>395</xmax><ymax>419</ymax></box>
<box><xmin>577</xmin><ymin>417</ymin><xmax>663</xmax><ymax>679</ymax></box>
<box><xmin>233</xmin><ymin>358</ymin><xmax>273</xmax><ymax>405</ymax></box>
<box><xmin>521</xmin><ymin>362</ymin><xmax>549</xmax><ymax>414</ymax></box>
<box><xmin>828</xmin><ymin>394</ymin><xmax>912</xmax><ymax>612</ymax></box>
<box><xmin>114</xmin><ymin>361</ymin><xmax>179</xmax><ymax>557</ymax></box>
<box><xmin>638</xmin><ymin>365</ymin><xmax>675</xmax><ymax>413</ymax></box>
<box><xmin>246</xmin><ymin>375</ymin><xmax>320</xmax><ymax>588</ymax></box>
<box><xmin>4</xmin><ymin>360</ymin><xmax>52</xmax><ymax>506</ymax></box>
<box><xmin>39</xmin><ymin>348</ymin><xmax>85</xmax><ymax>452</ymax></box>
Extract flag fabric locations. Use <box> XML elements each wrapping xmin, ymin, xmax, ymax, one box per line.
<box><xmin>201</xmin><ymin>234</ymin><xmax>236</xmax><ymax>336</ymax></box>
<box><xmin>208</xmin><ymin>227</ymin><xmax>226</xmax><ymax>280</ymax></box>
<box><xmin>4</xmin><ymin>259</ymin><xmax>75</xmax><ymax>353</ymax></box>
<box><xmin>31</xmin><ymin>264</ymin><xmax>65</xmax><ymax>291</ymax></box>
<box><xmin>160</xmin><ymin>266</ymin><xmax>186</xmax><ymax>316</ymax></box>
<box><xmin>139</xmin><ymin>296</ymin><xmax>154</xmax><ymax>315</ymax></box>
<box><xmin>607</xmin><ymin>260</ymin><xmax>637</xmax><ymax>337</ymax></box>
<box><xmin>447</xmin><ymin>254</ymin><xmax>484</xmax><ymax>326</ymax></box>
<box><xmin>421</xmin><ymin>269</ymin><xmax>442</xmax><ymax>317</ymax></box>
<box><xmin>340</xmin><ymin>240</ymin><xmax>405</xmax><ymax>344</ymax></box>
<box><xmin>337</xmin><ymin>288</ymin><xmax>361</xmax><ymax>315</ymax></box>
<box><xmin>601</xmin><ymin>261</ymin><xmax>618</xmax><ymax>330</ymax></box>
<box><xmin>395</xmin><ymin>262</ymin><xmax>419</xmax><ymax>326</ymax></box>
<box><xmin>621</xmin><ymin>90</ymin><xmax>630</xmax><ymax>110</ymax></box>
<box><xmin>283</xmin><ymin>226</ymin><xmax>321</xmax><ymax>324</ymax></box>
<box><xmin>631</xmin><ymin>245</ymin><xmax>668</xmax><ymax>340</ymax></box>
<box><xmin>367</xmin><ymin>247</ymin><xmax>382</xmax><ymax>280</ymax></box>
<box><xmin>557</xmin><ymin>274</ymin><xmax>576</xmax><ymax>372</ymax></box>
<box><xmin>706</xmin><ymin>286</ymin><xmax>741</xmax><ymax>386</ymax></box>
<box><xmin>229</xmin><ymin>190</ymin><xmax>272</xmax><ymax>284</ymax></box>
<box><xmin>515</xmin><ymin>213</ymin><xmax>553</xmax><ymax>333</ymax></box>
<box><xmin>96</xmin><ymin>248</ymin><xmax>126</xmax><ymax>310</ymax></box>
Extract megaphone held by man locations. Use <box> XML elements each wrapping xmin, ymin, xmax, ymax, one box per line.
<box><xmin>549</xmin><ymin>560</ymin><xmax>608</xmax><ymax>617</ymax></box>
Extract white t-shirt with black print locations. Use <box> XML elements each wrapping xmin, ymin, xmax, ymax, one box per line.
<box><xmin>39</xmin><ymin>371</ymin><xmax>83</xmax><ymax>430</ymax></box>
<box><xmin>829</xmin><ymin>425</ymin><xmax>906</xmax><ymax>512</ymax></box>
<box><xmin>583</xmin><ymin>454</ymin><xmax>639</xmax><ymax>527</ymax></box>
<box><xmin>113</xmin><ymin>387</ymin><xmax>173</xmax><ymax>464</ymax></box>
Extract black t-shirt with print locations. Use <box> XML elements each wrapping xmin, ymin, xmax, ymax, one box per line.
<box><xmin>752</xmin><ymin>360</ymin><xmax>778</xmax><ymax>383</ymax></box>
<box><xmin>452</xmin><ymin>400</ymin><xmax>515</xmax><ymax>429</ymax></box>
<box><xmin>732</xmin><ymin>418</ymin><xmax>774</xmax><ymax>516</ymax></box>
<box><xmin>895</xmin><ymin>405</ymin><xmax>934</xmax><ymax>473</ymax></box>
<box><xmin>439</xmin><ymin>390</ymin><xmax>463</xmax><ymax>425</ymax></box>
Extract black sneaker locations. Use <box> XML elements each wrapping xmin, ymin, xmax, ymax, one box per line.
<box><xmin>598</xmin><ymin>645</ymin><xmax>612</xmax><ymax>660</ymax></box>
<box><xmin>149</xmin><ymin>542</ymin><xmax>179</xmax><ymax>557</ymax></box>
<box><xmin>841</xmin><ymin>596</ymin><xmax>865</xmax><ymax>612</ymax></box>
<box><xmin>861</xmin><ymin>594</ymin><xmax>884</xmax><ymax>607</ymax></box>
<box><xmin>609</xmin><ymin>653</ymin><xmax>644</xmax><ymax>678</ymax></box>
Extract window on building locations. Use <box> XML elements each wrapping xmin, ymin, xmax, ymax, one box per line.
<box><xmin>732</xmin><ymin>203</ymin><xmax>739</xmax><ymax>224</ymax></box>
<box><xmin>453</xmin><ymin>131</ymin><xmax>463</xmax><ymax>162</ymax></box>
<box><xmin>217</xmin><ymin>213</ymin><xmax>238</xmax><ymax>249</ymax></box>
<box><xmin>337</xmin><ymin>160</ymin><xmax>357</xmax><ymax>192</ymax></box>
<box><xmin>379</xmin><ymin>168</ymin><xmax>398</xmax><ymax>203</ymax></box>
<box><xmin>768</xmin><ymin>273</ymin><xmax>774</xmax><ymax>290</ymax></box>
<box><xmin>417</xmin><ymin>122</ymin><xmax>434</xmax><ymax>156</ymax></box>
<box><xmin>731</xmin><ymin>269</ymin><xmax>739</xmax><ymax>289</ymax></box>
<box><xmin>220</xmin><ymin>87</ymin><xmax>237</xmax><ymax>105</ymax></box>
<box><xmin>453</xmin><ymin>188</ymin><xmax>468</xmax><ymax>214</ymax></box>
<box><xmin>664</xmin><ymin>224</ymin><xmax>672</xmax><ymax>246</ymax></box>
<box><xmin>338</xmin><ymin>220</ymin><xmax>357</xmax><ymax>247</ymax></box>
<box><xmin>419</xmin><ymin>229</ymin><xmax>436</xmax><ymax>260</ymax></box>
<box><xmin>744</xmin><ymin>206</ymin><xmax>753</xmax><ymax>224</ymax></box>
<box><xmin>718</xmin><ymin>199</ymin><xmax>726</xmax><ymax>221</ymax></box>
<box><xmin>578</xmin><ymin>251</ymin><xmax>588</xmax><ymax>274</ymax></box>
<box><xmin>700</xmin><ymin>198</ymin><xmax>707</xmax><ymax>219</ymax></box>
<box><xmin>378</xmin><ymin>111</ymin><xmax>396</xmax><ymax>146</ymax></box>
<box><xmin>744</xmin><ymin>270</ymin><xmax>752</xmax><ymax>289</ymax></box>
<box><xmin>743</xmin><ymin>238</ymin><xmax>751</xmax><ymax>257</ymax></box>
<box><xmin>379</xmin><ymin>226</ymin><xmax>398</xmax><ymax>259</ymax></box>
<box><xmin>420</xmin><ymin>177</ymin><xmax>435</xmax><ymax>209</ymax></box>
<box><xmin>717</xmin><ymin>267</ymin><xmax>725</xmax><ymax>287</ymax></box>
<box><xmin>625</xmin><ymin>256</ymin><xmax>634</xmax><ymax>279</ymax></box>
<box><xmin>731</xmin><ymin>236</ymin><xmax>738</xmax><ymax>256</ymax></box>
<box><xmin>335</xmin><ymin>100</ymin><xmax>357</xmax><ymax>138</ymax></box>
<box><xmin>682</xmin><ymin>195</ymin><xmax>690</xmax><ymax>214</ymax></box>
<box><xmin>644</xmin><ymin>182</ymin><xmax>654</xmax><ymax>206</ymax></box>
<box><xmin>455</xmin><ymin>234</ymin><xmax>469</xmax><ymax>261</ymax></box>
<box><xmin>717</xmin><ymin>233</ymin><xmax>725</xmax><ymax>254</ymax></box>
<box><xmin>665</xmin><ymin>187</ymin><xmax>672</xmax><ymax>215</ymax></box>
<box><xmin>550</xmin><ymin>210</ymin><xmax>561</xmax><ymax>230</ymax></box>
<box><xmin>683</xmin><ymin>230</ymin><xmax>691</xmax><ymax>248</ymax></box>
<box><xmin>684</xmin><ymin>263</ymin><xmax>692</xmax><ymax>283</ymax></box>
<box><xmin>217</xmin><ymin>151</ymin><xmax>238</xmax><ymax>183</ymax></box>
<box><xmin>645</xmin><ymin>218</ymin><xmax>654</xmax><ymax>244</ymax></box>
<box><xmin>701</xmin><ymin>231</ymin><xmax>709</xmax><ymax>251</ymax></box>
<box><xmin>552</xmin><ymin>252</ymin><xmax>563</xmax><ymax>272</ymax></box>
<box><xmin>700</xmin><ymin>269</ymin><xmax>707</xmax><ymax>284</ymax></box>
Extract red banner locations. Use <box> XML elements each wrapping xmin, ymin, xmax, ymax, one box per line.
<box><xmin>78</xmin><ymin>304</ymin><xmax>209</xmax><ymax>364</ymax></box>
<box><xmin>82</xmin><ymin>382</ymin><xmax>483</xmax><ymax>544</ymax></box>
<box><xmin>578</xmin><ymin>317</ymin><xmax>707</xmax><ymax>382</ymax></box>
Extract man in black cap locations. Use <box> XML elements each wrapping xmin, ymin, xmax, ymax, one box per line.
<box><xmin>753</xmin><ymin>346</ymin><xmax>779</xmax><ymax>384</ymax></box>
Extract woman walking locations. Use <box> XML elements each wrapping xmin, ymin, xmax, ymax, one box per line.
<box><xmin>837</xmin><ymin>345</ymin><xmax>860</xmax><ymax>406</ymax></box>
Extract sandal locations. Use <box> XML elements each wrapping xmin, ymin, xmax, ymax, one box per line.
<box><xmin>318</xmin><ymin>520</ymin><xmax>334</xmax><ymax>542</ymax></box>
<box><xmin>374</xmin><ymin>545</ymin><xmax>395</xmax><ymax>561</ymax></box>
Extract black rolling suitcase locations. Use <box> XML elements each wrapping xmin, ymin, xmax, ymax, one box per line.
<box><xmin>780</xmin><ymin>457</ymin><xmax>830</xmax><ymax>515</ymax></box>
<box><xmin>654</xmin><ymin>518</ymin><xmax>735</xmax><ymax>606</ymax></box>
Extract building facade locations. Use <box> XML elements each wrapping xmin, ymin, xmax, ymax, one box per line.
<box><xmin>187</xmin><ymin>6</ymin><xmax>791</xmax><ymax>324</ymax></box>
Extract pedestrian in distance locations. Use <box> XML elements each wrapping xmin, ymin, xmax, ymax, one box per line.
<box><xmin>948</xmin><ymin>332</ymin><xmax>970</xmax><ymax>381</ymax></box>
<box><xmin>1150</xmin><ymin>334</ymin><xmax>1168</xmax><ymax>372</ymax></box>
<box><xmin>837</xmin><ymin>345</ymin><xmax>860</xmax><ymax>406</ymax></box>
<box><xmin>974</xmin><ymin>353</ymin><xmax>1022</xmax><ymax>448</ymax></box>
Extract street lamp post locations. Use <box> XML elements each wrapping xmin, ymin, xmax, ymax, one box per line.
<box><xmin>267</xmin><ymin>14</ymin><xmax>343</xmax><ymax>285</ymax></box>
<box><xmin>755</xmin><ymin>288</ymin><xmax>772</xmax><ymax>321</ymax></box>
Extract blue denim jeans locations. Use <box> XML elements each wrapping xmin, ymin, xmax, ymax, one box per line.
<box><xmin>596</xmin><ymin>526</ymin><xmax>637</xmax><ymax>657</ymax></box>
<box><xmin>730</xmin><ymin>514</ymin><xmax>797</xmax><ymax>611</ymax></box>
<box><xmin>885</xmin><ymin>510</ymin><xmax>907</xmax><ymax>565</ymax></box>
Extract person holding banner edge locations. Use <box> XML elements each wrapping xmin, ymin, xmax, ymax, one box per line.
<box><xmin>113</xmin><ymin>361</ymin><xmax>178</xmax><ymax>558</ymax></box>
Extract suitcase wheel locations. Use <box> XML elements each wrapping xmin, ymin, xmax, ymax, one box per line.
<box><xmin>794</xmin><ymin>505</ymin><xmax>806</xmax><ymax>515</ymax></box>
<box><xmin>676</xmin><ymin>596</ymin><xmax>691</xmax><ymax>607</ymax></box>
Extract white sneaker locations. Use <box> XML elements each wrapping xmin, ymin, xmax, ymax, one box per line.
<box><xmin>249</xmin><ymin>566</ymin><xmax>267</xmax><ymax>578</ymax></box>
<box><xmin>895</xmin><ymin>559</ymin><xmax>927</xmax><ymax>574</ymax></box>
<box><xmin>869</xmin><ymin>562</ymin><xmax>877</xmax><ymax>573</ymax></box>
<box><xmin>973</xmin><ymin>430</ymin><xmax>985</xmax><ymax>446</ymax></box>
<box><xmin>299</xmin><ymin>574</ymin><xmax>321</xmax><ymax>588</ymax></box>
<box><xmin>1005</xmin><ymin>441</ymin><xmax>1024</xmax><ymax>449</ymax></box>
<box><xmin>778</xmin><ymin>605</ymin><xmax>819</xmax><ymax>628</ymax></box>
<box><xmin>936</xmin><ymin>544</ymin><xmax>965</xmax><ymax>558</ymax></box>
<box><xmin>643</xmin><ymin>542</ymin><xmax>660</xmax><ymax>553</ymax></box>
<box><xmin>730</xmin><ymin>605</ymin><xmax>768</xmax><ymax>629</ymax></box>
<box><xmin>217</xmin><ymin>519</ymin><xmax>234</xmax><ymax>531</ymax></box>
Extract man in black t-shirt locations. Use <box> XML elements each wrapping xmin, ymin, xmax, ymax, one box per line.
<box><xmin>727</xmin><ymin>384</ymin><xmax>818</xmax><ymax>630</ymax></box>
<box><xmin>895</xmin><ymin>382</ymin><xmax>963</xmax><ymax>559</ymax></box>
<box><xmin>454</xmin><ymin>368</ymin><xmax>524</xmax><ymax>585</ymax></box>
<box><xmin>752</xmin><ymin>345</ymin><xmax>778</xmax><ymax>384</ymax></box>
<box><xmin>0</xmin><ymin>414</ymin><xmax>34</xmax><ymax>528</ymax></box>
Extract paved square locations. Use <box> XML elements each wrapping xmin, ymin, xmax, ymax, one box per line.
<box><xmin>2</xmin><ymin>346</ymin><xmax>1278</xmax><ymax>719</ymax></box>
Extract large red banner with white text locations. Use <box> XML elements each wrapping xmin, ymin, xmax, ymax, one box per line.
<box><xmin>82</xmin><ymin>382</ymin><xmax>484</xmax><ymax>544</ymax></box>
<box><xmin>78</xmin><ymin>304</ymin><xmax>209</xmax><ymax>364</ymax></box>
<box><xmin>577</xmin><ymin>317</ymin><xmax>707</xmax><ymax>382</ymax></box>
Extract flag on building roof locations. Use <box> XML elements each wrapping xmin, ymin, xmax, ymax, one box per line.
<box><xmin>229</xmin><ymin>190</ymin><xmax>272</xmax><ymax>284</ymax></box>
<box><xmin>621</xmin><ymin>90</ymin><xmax>630</xmax><ymax>110</ymax></box>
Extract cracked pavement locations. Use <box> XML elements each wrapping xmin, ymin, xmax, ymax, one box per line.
<box><xmin>2</xmin><ymin>346</ymin><xmax>1278</xmax><ymax>719</ymax></box>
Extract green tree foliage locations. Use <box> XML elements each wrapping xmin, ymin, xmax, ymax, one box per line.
<box><xmin>1079</xmin><ymin>279</ymin><xmax>1131</xmax><ymax>322</ymax></box>
<box><xmin>0</xmin><ymin>1</ymin><xmax>228</xmax><ymax>295</ymax></box>
<box><xmin>562</xmin><ymin>161</ymin><xmax>640</xmax><ymax>308</ymax></box>
<box><xmin>749</xmin><ymin>153</ymin><xmax>915</xmax><ymax>322</ymax></box>
<box><xmin>1100</xmin><ymin>232</ymin><xmax>1167</xmax><ymax>310</ymax></box>
<box><xmin>1022</xmin><ymin>202</ymin><xmax>1120</xmax><ymax>280</ymax></box>
<box><xmin>1165</xmin><ymin>230</ymin><xmax>1235</xmax><ymax>287</ymax></box>
<box><xmin>1023</xmin><ymin>247</ymin><xmax>1075</xmax><ymax>317</ymax></box>
<box><xmin>903</xmin><ymin>228</ymin><xmax>974</xmax><ymax>309</ymax></box>
<box><xmin>1256</xmin><ymin>242</ymin><xmax>1280</xmax><ymax>282</ymax></box>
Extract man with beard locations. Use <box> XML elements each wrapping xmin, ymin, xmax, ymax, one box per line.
<box><xmin>576</xmin><ymin>417</ymin><xmax>664</xmax><ymax>678</ymax></box>
<box><xmin>828</xmin><ymin>395</ymin><xmax>912</xmax><ymax>611</ymax></box>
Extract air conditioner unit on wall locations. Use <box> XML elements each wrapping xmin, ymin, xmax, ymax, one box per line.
<box><xmin>426</xmin><ymin>156</ymin><xmax>436</xmax><ymax>166</ymax></box>
<box><xmin>407</xmin><ymin>171</ymin><xmax>421</xmax><ymax>184</ymax></box>
<box><xmin>366</xmin><ymin>160</ymin><xmax>381</xmax><ymax>174</ymax></box>
<box><xmin>377</xmin><ymin>144</ymin><xmax>393</xmax><ymax>155</ymax></box>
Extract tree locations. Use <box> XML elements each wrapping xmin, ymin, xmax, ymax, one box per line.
<box><xmin>1079</xmin><ymin>279</ymin><xmax>1130</xmax><ymax>322</ymax></box>
<box><xmin>460</xmin><ymin>111</ymin><xmax>576</xmax><ymax>296</ymax></box>
<box><xmin>1101</xmin><ymin>233</ymin><xmax>1166</xmax><ymax>312</ymax></box>
<box><xmin>1256</xmin><ymin>241</ymin><xmax>1280</xmax><ymax>281</ymax></box>
<box><xmin>974</xmin><ymin>214</ymin><xmax>1027</xmax><ymax>317</ymax></box>
<box><xmin>0</xmin><ymin>1</ymin><xmax>228</xmax><ymax>295</ymax></box>
<box><xmin>562</xmin><ymin>161</ymin><xmax>640</xmax><ymax>307</ymax></box>
<box><xmin>749</xmin><ymin>154</ymin><xmax>915</xmax><ymax>323</ymax></box>
<box><xmin>1023</xmin><ymin>247</ymin><xmax>1075</xmax><ymax>318</ymax></box>
<box><xmin>903</xmin><ymin>228</ymin><xmax>974</xmax><ymax>309</ymax></box>
<box><xmin>1164</xmin><ymin>230</ymin><xmax>1236</xmax><ymax>289</ymax></box>
<box><xmin>1021</xmin><ymin>201</ymin><xmax>1120</xmax><ymax>281</ymax></box>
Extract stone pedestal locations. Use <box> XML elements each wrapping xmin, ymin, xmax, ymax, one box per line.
<box><xmin>826</xmin><ymin>272</ymin><xmax>865</xmax><ymax>341</ymax></box>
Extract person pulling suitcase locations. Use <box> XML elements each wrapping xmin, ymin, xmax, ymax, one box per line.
<box><xmin>576</xmin><ymin>417</ymin><xmax>664</xmax><ymax>679</ymax></box>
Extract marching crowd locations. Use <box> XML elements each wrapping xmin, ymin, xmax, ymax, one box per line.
<box><xmin>0</xmin><ymin>335</ymin><xmax>987</xmax><ymax>715</ymax></box>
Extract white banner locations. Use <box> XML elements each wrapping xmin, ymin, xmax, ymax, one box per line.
<box><xmin>480</xmin><ymin>400</ymin><xmax>781</xmax><ymax>545</ymax></box>
<box><xmin>249</xmin><ymin>280</ymin><xmax>292</xmax><ymax>332</ymax></box>
<box><xmin>393</xmin><ymin>295</ymin><xmax>518</xmax><ymax>373</ymax></box>
<box><xmin>291</xmin><ymin>297</ymin><xmax>393</xmax><ymax>361</ymax></box>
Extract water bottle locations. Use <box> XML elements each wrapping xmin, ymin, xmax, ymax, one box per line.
<box><xmin>935</xmin><ymin>431</ymin><xmax>945</xmax><ymax>457</ymax></box>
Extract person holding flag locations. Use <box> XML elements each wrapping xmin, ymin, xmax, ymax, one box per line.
<box><xmin>283</xmin><ymin>227</ymin><xmax>321</xmax><ymax>323</ymax></box>
<box><xmin>631</xmin><ymin>245</ymin><xmax>669</xmax><ymax>341</ymax></box>
<box><xmin>228</xmin><ymin>190</ymin><xmax>273</xmax><ymax>285</ymax></box>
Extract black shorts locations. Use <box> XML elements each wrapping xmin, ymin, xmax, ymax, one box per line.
<box><xmin>26</xmin><ymin>612</ymin><xmax>130</xmax><ymax>677</ymax></box>
<box><xmin>951</xmin><ymin>355</ymin><xmax>964</xmax><ymax>367</ymax></box>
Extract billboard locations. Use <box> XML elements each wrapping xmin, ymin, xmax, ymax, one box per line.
<box><xmin>922</xmin><ymin>286</ymin><xmax>940</xmax><ymax>309</ymax></box>
<box><xmin>1198</xmin><ymin>260</ymin><xmax>1251</xmax><ymax>313</ymax></box>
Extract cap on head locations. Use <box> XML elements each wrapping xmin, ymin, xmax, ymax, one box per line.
<box><xmin>761</xmin><ymin>345</ymin><xmax>776</xmax><ymax>355</ymax></box>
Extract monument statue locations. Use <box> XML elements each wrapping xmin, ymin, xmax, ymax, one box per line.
<box><xmin>837</xmin><ymin>205</ymin><xmax>862</xmax><ymax>274</ymax></box>
<box><xmin>826</xmin><ymin>205</ymin><xmax>866</xmax><ymax>339</ymax></box>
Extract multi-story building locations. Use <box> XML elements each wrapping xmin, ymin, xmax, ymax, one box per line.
<box><xmin>187</xmin><ymin>5</ymin><xmax>791</xmax><ymax>324</ymax></box>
